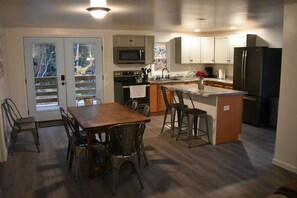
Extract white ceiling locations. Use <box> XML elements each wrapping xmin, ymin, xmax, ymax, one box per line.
<box><xmin>0</xmin><ymin>0</ymin><xmax>286</xmax><ymax>33</ymax></box>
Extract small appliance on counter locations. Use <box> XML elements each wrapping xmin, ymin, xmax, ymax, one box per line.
<box><xmin>218</xmin><ymin>68</ymin><xmax>226</xmax><ymax>79</ymax></box>
<box><xmin>205</xmin><ymin>67</ymin><xmax>214</xmax><ymax>78</ymax></box>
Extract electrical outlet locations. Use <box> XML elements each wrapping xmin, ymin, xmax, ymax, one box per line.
<box><xmin>224</xmin><ymin>105</ymin><xmax>230</xmax><ymax>111</ymax></box>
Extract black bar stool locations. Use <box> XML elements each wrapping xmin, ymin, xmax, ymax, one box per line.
<box><xmin>175</xmin><ymin>90</ymin><xmax>211</xmax><ymax>147</ymax></box>
<box><xmin>160</xmin><ymin>86</ymin><xmax>183</xmax><ymax>137</ymax></box>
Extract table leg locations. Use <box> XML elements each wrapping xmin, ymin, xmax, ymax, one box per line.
<box><xmin>87</xmin><ymin>131</ymin><xmax>95</xmax><ymax>179</ymax></box>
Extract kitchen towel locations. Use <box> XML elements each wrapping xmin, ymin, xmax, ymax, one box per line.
<box><xmin>130</xmin><ymin>85</ymin><xmax>146</xmax><ymax>98</ymax></box>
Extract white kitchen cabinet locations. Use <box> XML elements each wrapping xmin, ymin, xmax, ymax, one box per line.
<box><xmin>145</xmin><ymin>35</ymin><xmax>155</xmax><ymax>64</ymax></box>
<box><xmin>113</xmin><ymin>35</ymin><xmax>145</xmax><ymax>47</ymax></box>
<box><xmin>215</xmin><ymin>35</ymin><xmax>246</xmax><ymax>64</ymax></box>
<box><xmin>175</xmin><ymin>37</ymin><xmax>201</xmax><ymax>64</ymax></box>
<box><xmin>201</xmin><ymin>37</ymin><xmax>215</xmax><ymax>63</ymax></box>
<box><xmin>228</xmin><ymin>35</ymin><xmax>246</xmax><ymax>63</ymax></box>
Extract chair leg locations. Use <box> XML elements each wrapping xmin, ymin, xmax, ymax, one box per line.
<box><xmin>141</xmin><ymin>140</ymin><xmax>148</xmax><ymax>166</ymax></box>
<box><xmin>131</xmin><ymin>158</ymin><xmax>144</xmax><ymax>190</ymax></box>
<box><xmin>10</xmin><ymin>130</ymin><xmax>17</xmax><ymax>155</ymax></box>
<box><xmin>161</xmin><ymin>108</ymin><xmax>168</xmax><ymax>133</ymax></box>
<box><xmin>68</xmin><ymin>150</ymin><xmax>74</xmax><ymax>172</ymax></box>
<box><xmin>111</xmin><ymin>160</ymin><xmax>121</xmax><ymax>194</ymax></box>
<box><xmin>34</xmin><ymin>122</ymin><xmax>40</xmax><ymax>145</ymax></box>
<box><xmin>31</xmin><ymin>129</ymin><xmax>40</xmax><ymax>153</ymax></box>
<box><xmin>66</xmin><ymin>140</ymin><xmax>70</xmax><ymax>161</ymax></box>
<box><xmin>170</xmin><ymin>107</ymin><xmax>176</xmax><ymax>138</ymax></box>
<box><xmin>188</xmin><ymin>115</ymin><xmax>194</xmax><ymax>148</ymax></box>
<box><xmin>194</xmin><ymin>116</ymin><xmax>198</xmax><ymax>136</ymax></box>
<box><xmin>204</xmin><ymin>115</ymin><xmax>211</xmax><ymax>143</ymax></box>
<box><xmin>176</xmin><ymin>114</ymin><xmax>184</xmax><ymax>141</ymax></box>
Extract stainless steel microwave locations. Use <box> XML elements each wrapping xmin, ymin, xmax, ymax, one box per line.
<box><xmin>113</xmin><ymin>47</ymin><xmax>145</xmax><ymax>64</ymax></box>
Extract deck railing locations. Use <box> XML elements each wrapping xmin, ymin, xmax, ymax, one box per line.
<box><xmin>34</xmin><ymin>75</ymin><xmax>96</xmax><ymax>107</ymax></box>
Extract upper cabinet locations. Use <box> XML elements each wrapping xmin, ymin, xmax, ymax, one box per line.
<box><xmin>145</xmin><ymin>35</ymin><xmax>155</xmax><ymax>64</ymax></box>
<box><xmin>215</xmin><ymin>34</ymin><xmax>255</xmax><ymax>64</ymax></box>
<box><xmin>201</xmin><ymin>37</ymin><xmax>215</xmax><ymax>64</ymax></box>
<box><xmin>113</xmin><ymin>35</ymin><xmax>145</xmax><ymax>47</ymax></box>
<box><xmin>175</xmin><ymin>37</ymin><xmax>201</xmax><ymax>64</ymax></box>
<box><xmin>173</xmin><ymin>34</ymin><xmax>256</xmax><ymax>65</ymax></box>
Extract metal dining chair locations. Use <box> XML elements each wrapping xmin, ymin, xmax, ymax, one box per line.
<box><xmin>136</xmin><ymin>104</ymin><xmax>150</xmax><ymax>166</ymax></box>
<box><xmin>76</xmin><ymin>97</ymin><xmax>102</xmax><ymax>106</ymax></box>
<box><xmin>124</xmin><ymin>99</ymin><xmax>138</xmax><ymax>110</ymax></box>
<box><xmin>4</xmin><ymin>98</ymin><xmax>39</xmax><ymax>138</ymax></box>
<box><xmin>104</xmin><ymin>122</ymin><xmax>144</xmax><ymax>194</ymax></box>
<box><xmin>175</xmin><ymin>90</ymin><xmax>211</xmax><ymax>147</ymax></box>
<box><xmin>1</xmin><ymin>102</ymin><xmax>40</xmax><ymax>154</ymax></box>
<box><xmin>60</xmin><ymin>107</ymin><xmax>104</xmax><ymax>181</ymax></box>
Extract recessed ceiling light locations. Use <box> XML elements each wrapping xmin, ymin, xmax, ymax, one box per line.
<box><xmin>194</xmin><ymin>29</ymin><xmax>201</xmax><ymax>32</ymax></box>
<box><xmin>230</xmin><ymin>26</ymin><xmax>236</xmax><ymax>30</ymax></box>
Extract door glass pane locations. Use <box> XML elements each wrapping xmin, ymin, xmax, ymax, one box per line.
<box><xmin>73</xmin><ymin>43</ymin><xmax>97</xmax><ymax>105</ymax></box>
<box><xmin>32</xmin><ymin>43</ymin><xmax>58</xmax><ymax>111</ymax></box>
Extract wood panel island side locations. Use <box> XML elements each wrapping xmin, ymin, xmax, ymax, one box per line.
<box><xmin>165</xmin><ymin>84</ymin><xmax>246</xmax><ymax>145</ymax></box>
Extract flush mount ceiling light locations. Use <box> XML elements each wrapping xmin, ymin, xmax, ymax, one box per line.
<box><xmin>87</xmin><ymin>0</ymin><xmax>111</xmax><ymax>19</ymax></box>
<box><xmin>194</xmin><ymin>18</ymin><xmax>205</xmax><ymax>32</ymax></box>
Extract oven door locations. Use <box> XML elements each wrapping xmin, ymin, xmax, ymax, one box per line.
<box><xmin>114</xmin><ymin>83</ymin><xmax>150</xmax><ymax>105</ymax></box>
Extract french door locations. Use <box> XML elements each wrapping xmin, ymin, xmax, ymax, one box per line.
<box><xmin>24</xmin><ymin>37</ymin><xmax>103</xmax><ymax>121</ymax></box>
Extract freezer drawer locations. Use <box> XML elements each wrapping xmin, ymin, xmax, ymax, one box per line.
<box><xmin>242</xmin><ymin>96</ymin><xmax>264</xmax><ymax>126</ymax></box>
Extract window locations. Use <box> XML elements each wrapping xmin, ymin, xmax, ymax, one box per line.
<box><xmin>154</xmin><ymin>43</ymin><xmax>167</xmax><ymax>71</ymax></box>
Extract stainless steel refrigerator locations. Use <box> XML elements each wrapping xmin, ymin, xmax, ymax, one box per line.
<box><xmin>233</xmin><ymin>47</ymin><xmax>282</xmax><ymax>126</ymax></box>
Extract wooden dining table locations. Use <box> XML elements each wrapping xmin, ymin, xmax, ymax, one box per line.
<box><xmin>67</xmin><ymin>102</ymin><xmax>150</xmax><ymax>179</ymax></box>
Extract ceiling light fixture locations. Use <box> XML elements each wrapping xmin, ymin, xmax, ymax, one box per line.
<box><xmin>87</xmin><ymin>0</ymin><xmax>111</xmax><ymax>19</ymax></box>
<box><xmin>194</xmin><ymin>18</ymin><xmax>205</xmax><ymax>32</ymax></box>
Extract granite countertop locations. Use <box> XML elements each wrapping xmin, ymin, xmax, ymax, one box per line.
<box><xmin>149</xmin><ymin>77</ymin><xmax>233</xmax><ymax>84</ymax></box>
<box><xmin>165</xmin><ymin>84</ymin><xmax>246</xmax><ymax>97</ymax></box>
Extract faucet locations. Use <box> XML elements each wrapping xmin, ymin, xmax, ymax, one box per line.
<box><xmin>162</xmin><ymin>68</ymin><xmax>170</xmax><ymax>79</ymax></box>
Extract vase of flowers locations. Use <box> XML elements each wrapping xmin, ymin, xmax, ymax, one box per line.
<box><xmin>196</xmin><ymin>70</ymin><xmax>207</xmax><ymax>91</ymax></box>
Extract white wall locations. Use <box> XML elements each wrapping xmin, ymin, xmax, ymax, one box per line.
<box><xmin>0</xmin><ymin>22</ymin><xmax>9</xmax><ymax>162</ymax></box>
<box><xmin>273</xmin><ymin>1</ymin><xmax>297</xmax><ymax>174</ymax></box>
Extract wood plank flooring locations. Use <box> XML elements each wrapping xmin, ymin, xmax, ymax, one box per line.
<box><xmin>0</xmin><ymin>115</ymin><xmax>297</xmax><ymax>198</ymax></box>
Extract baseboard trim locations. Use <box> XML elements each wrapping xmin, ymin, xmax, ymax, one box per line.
<box><xmin>273</xmin><ymin>158</ymin><xmax>297</xmax><ymax>174</ymax></box>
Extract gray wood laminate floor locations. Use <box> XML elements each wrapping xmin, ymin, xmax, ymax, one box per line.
<box><xmin>0</xmin><ymin>115</ymin><xmax>297</xmax><ymax>198</ymax></box>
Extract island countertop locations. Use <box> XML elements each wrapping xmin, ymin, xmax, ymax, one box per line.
<box><xmin>149</xmin><ymin>77</ymin><xmax>233</xmax><ymax>84</ymax></box>
<box><xmin>165</xmin><ymin>84</ymin><xmax>246</xmax><ymax>97</ymax></box>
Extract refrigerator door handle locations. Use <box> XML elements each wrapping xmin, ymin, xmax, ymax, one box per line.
<box><xmin>243</xmin><ymin>96</ymin><xmax>257</xmax><ymax>101</ymax></box>
<box><xmin>243</xmin><ymin>50</ymin><xmax>247</xmax><ymax>90</ymax></box>
<box><xmin>241</xmin><ymin>50</ymin><xmax>245</xmax><ymax>90</ymax></box>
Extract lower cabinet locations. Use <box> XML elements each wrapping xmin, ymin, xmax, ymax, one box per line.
<box><xmin>150</xmin><ymin>81</ymin><xmax>197</xmax><ymax>115</ymax></box>
<box><xmin>204</xmin><ymin>81</ymin><xmax>233</xmax><ymax>89</ymax></box>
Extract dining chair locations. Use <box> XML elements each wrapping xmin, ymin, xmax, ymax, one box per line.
<box><xmin>76</xmin><ymin>97</ymin><xmax>102</xmax><ymax>106</ymax></box>
<box><xmin>105</xmin><ymin>122</ymin><xmax>144</xmax><ymax>194</ymax></box>
<box><xmin>124</xmin><ymin>99</ymin><xmax>138</xmax><ymax>110</ymax></box>
<box><xmin>136</xmin><ymin>104</ymin><xmax>150</xmax><ymax>166</ymax></box>
<box><xmin>1</xmin><ymin>102</ymin><xmax>40</xmax><ymax>154</ymax></box>
<box><xmin>60</xmin><ymin>107</ymin><xmax>104</xmax><ymax>181</ymax></box>
<box><xmin>160</xmin><ymin>86</ymin><xmax>184</xmax><ymax>137</ymax></box>
<box><xmin>4</xmin><ymin>98</ymin><xmax>39</xmax><ymax>138</ymax></box>
<box><xmin>175</xmin><ymin>90</ymin><xmax>211</xmax><ymax>147</ymax></box>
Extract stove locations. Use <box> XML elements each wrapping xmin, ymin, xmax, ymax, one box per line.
<box><xmin>113</xmin><ymin>70</ymin><xmax>150</xmax><ymax>106</ymax></box>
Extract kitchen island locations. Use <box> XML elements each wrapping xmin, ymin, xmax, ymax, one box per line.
<box><xmin>165</xmin><ymin>84</ymin><xmax>246</xmax><ymax>145</ymax></box>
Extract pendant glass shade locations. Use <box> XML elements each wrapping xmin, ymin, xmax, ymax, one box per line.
<box><xmin>87</xmin><ymin>0</ymin><xmax>110</xmax><ymax>19</ymax></box>
<box><xmin>87</xmin><ymin>7</ymin><xmax>110</xmax><ymax>19</ymax></box>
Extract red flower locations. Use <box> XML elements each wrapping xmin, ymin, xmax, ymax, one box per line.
<box><xmin>196</xmin><ymin>70</ymin><xmax>207</xmax><ymax>77</ymax></box>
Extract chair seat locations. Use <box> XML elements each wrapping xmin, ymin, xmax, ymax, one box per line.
<box><xmin>17</xmin><ymin>122</ymin><xmax>36</xmax><ymax>131</ymax></box>
<box><xmin>73</xmin><ymin>137</ymin><xmax>102</xmax><ymax>148</ymax></box>
<box><xmin>184</xmin><ymin>107</ymin><xmax>207</xmax><ymax>115</ymax></box>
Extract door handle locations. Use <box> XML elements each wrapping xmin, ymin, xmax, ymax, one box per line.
<box><xmin>61</xmin><ymin>75</ymin><xmax>65</xmax><ymax>81</ymax></box>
